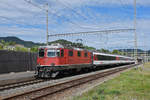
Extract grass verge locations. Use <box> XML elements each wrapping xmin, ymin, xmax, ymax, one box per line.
<box><xmin>72</xmin><ymin>63</ymin><xmax>150</xmax><ymax>100</ymax></box>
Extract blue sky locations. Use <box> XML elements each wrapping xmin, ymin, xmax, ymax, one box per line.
<box><xmin>0</xmin><ymin>0</ymin><xmax>150</xmax><ymax>50</ymax></box>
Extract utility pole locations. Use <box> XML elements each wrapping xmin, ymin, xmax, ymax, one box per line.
<box><xmin>145</xmin><ymin>51</ymin><xmax>147</xmax><ymax>63</ymax></box>
<box><xmin>46</xmin><ymin>3</ymin><xmax>49</xmax><ymax>45</ymax></box>
<box><xmin>134</xmin><ymin>0</ymin><xmax>138</xmax><ymax>63</ymax></box>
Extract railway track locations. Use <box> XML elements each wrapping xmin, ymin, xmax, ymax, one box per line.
<box><xmin>0</xmin><ymin>64</ymin><xmax>137</xmax><ymax>100</ymax></box>
<box><xmin>0</xmin><ymin>79</ymin><xmax>48</xmax><ymax>91</ymax></box>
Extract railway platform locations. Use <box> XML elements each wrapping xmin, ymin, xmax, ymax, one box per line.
<box><xmin>0</xmin><ymin>71</ymin><xmax>35</xmax><ymax>86</ymax></box>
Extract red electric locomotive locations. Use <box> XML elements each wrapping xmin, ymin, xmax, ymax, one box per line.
<box><xmin>36</xmin><ymin>44</ymin><xmax>92</xmax><ymax>78</ymax></box>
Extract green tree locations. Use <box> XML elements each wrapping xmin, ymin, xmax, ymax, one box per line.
<box><xmin>15</xmin><ymin>47</ymin><xmax>28</xmax><ymax>52</ymax></box>
<box><xmin>30</xmin><ymin>46</ymin><xmax>38</xmax><ymax>52</ymax></box>
<box><xmin>98</xmin><ymin>48</ymin><xmax>110</xmax><ymax>53</ymax></box>
<box><xmin>9</xmin><ymin>41</ymin><xmax>16</xmax><ymax>46</ymax></box>
<box><xmin>0</xmin><ymin>45</ymin><xmax>3</xmax><ymax>50</ymax></box>
<box><xmin>0</xmin><ymin>40</ymin><xmax>5</xmax><ymax>45</ymax></box>
<box><xmin>0</xmin><ymin>40</ymin><xmax>4</xmax><ymax>50</ymax></box>
<box><xmin>112</xmin><ymin>50</ymin><xmax>122</xmax><ymax>55</ymax></box>
<box><xmin>84</xmin><ymin>46</ymin><xmax>96</xmax><ymax>51</ymax></box>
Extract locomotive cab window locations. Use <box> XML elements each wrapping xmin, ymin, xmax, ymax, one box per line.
<box><xmin>39</xmin><ymin>49</ymin><xmax>44</xmax><ymax>57</ymax></box>
<box><xmin>47</xmin><ymin>49</ymin><xmax>60</xmax><ymax>57</ymax></box>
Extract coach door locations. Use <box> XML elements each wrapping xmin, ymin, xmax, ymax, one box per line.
<box><xmin>68</xmin><ymin>49</ymin><xmax>74</xmax><ymax>65</ymax></box>
<box><xmin>91</xmin><ymin>52</ymin><xmax>94</xmax><ymax>64</ymax></box>
<box><xmin>60</xmin><ymin>49</ymin><xmax>66</xmax><ymax>64</ymax></box>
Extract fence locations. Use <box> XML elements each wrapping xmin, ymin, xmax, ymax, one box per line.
<box><xmin>0</xmin><ymin>50</ymin><xmax>37</xmax><ymax>74</ymax></box>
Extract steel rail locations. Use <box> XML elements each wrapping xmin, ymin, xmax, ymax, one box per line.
<box><xmin>0</xmin><ymin>79</ymin><xmax>47</xmax><ymax>91</ymax></box>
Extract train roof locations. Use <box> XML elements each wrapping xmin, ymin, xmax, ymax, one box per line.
<box><xmin>39</xmin><ymin>44</ymin><xmax>134</xmax><ymax>59</ymax></box>
<box><xmin>93</xmin><ymin>52</ymin><xmax>134</xmax><ymax>59</ymax></box>
<box><xmin>39</xmin><ymin>44</ymin><xmax>87</xmax><ymax>51</ymax></box>
<box><xmin>39</xmin><ymin>43</ymin><xmax>64</xmax><ymax>49</ymax></box>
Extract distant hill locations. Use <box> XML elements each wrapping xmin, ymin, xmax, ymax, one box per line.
<box><xmin>0</xmin><ymin>36</ymin><xmax>43</xmax><ymax>47</ymax></box>
<box><xmin>0</xmin><ymin>36</ymin><xmax>96</xmax><ymax>50</ymax></box>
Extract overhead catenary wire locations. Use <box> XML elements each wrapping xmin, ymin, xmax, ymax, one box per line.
<box><xmin>48</xmin><ymin>28</ymin><xmax>135</xmax><ymax>37</ymax></box>
<box><xmin>55</xmin><ymin>0</ymin><xmax>89</xmax><ymax>21</ymax></box>
<box><xmin>23</xmin><ymin>0</ymin><xmax>77</xmax><ymax>33</ymax></box>
<box><xmin>24</xmin><ymin>0</ymin><xmax>101</xmax><ymax>30</ymax></box>
<box><xmin>1</xmin><ymin>0</ymin><xmax>132</xmax><ymax>30</ymax></box>
<box><xmin>55</xmin><ymin>0</ymin><xmax>105</xmax><ymax>29</ymax></box>
<box><xmin>0</xmin><ymin>16</ymin><xmax>31</xmax><ymax>25</ymax></box>
<box><xmin>24</xmin><ymin>0</ymin><xmax>136</xmax><ymax>31</ymax></box>
<box><xmin>24</xmin><ymin>0</ymin><xmax>44</xmax><ymax>10</ymax></box>
<box><xmin>0</xmin><ymin>15</ymin><xmax>44</xmax><ymax>29</ymax></box>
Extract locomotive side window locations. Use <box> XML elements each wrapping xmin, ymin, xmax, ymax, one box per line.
<box><xmin>84</xmin><ymin>52</ymin><xmax>88</xmax><ymax>57</ymax></box>
<box><xmin>69</xmin><ymin>50</ymin><xmax>73</xmax><ymax>56</ymax></box>
<box><xmin>39</xmin><ymin>49</ymin><xmax>44</xmax><ymax>57</ymax></box>
<box><xmin>78</xmin><ymin>51</ymin><xmax>81</xmax><ymax>57</ymax></box>
<box><xmin>61</xmin><ymin>49</ymin><xmax>64</xmax><ymax>57</ymax></box>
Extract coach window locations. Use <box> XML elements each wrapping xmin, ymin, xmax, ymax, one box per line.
<box><xmin>109</xmin><ymin>56</ymin><xmax>112</xmax><ymax>60</ymax></box>
<box><xmin>61</xmin><ymin>49</ymin><xmax>64</xmax><ymax>57</ymax></box>
<box><xmin>99</xmin><ymin>55</ymin><xmax>107</xmax><ymax>60</ymax></box>
<box><xmin>120</xmin><ymin>57</ymin><xmax>124</xmax><ymax>60</ymax></box>
<box><xmin>113</xmin><ymin>56</ymin><xmax>116</xmax><ymax>60</ymax></box>
<box><xmin>97</xmin><ymin>55</ymin><xmax>101</xmax><ymax>60</ymax></box>
<box><xmin>77</xmin><ymin>51</ymin><xmax>81</xmax><ymax>57</ymax></box>
<box><xmin>69</xmin><ymin>50</ymin><xmax>73</xmax><ymax>56</ymax></box>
